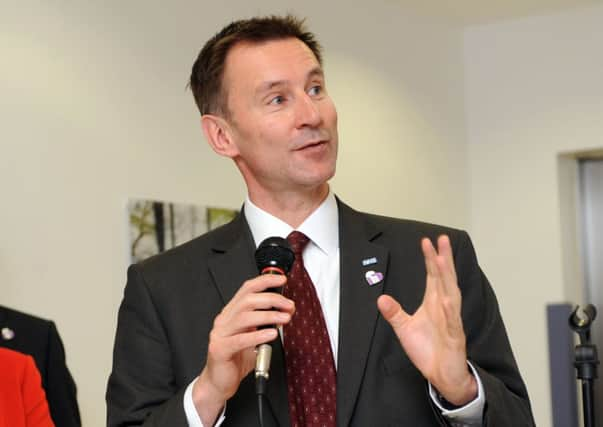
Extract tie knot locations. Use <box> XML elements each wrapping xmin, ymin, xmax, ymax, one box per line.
<box><xmin>287</xmin><ymin>231</ymin><xmax>310</xmax><ymax>255</ymax></box>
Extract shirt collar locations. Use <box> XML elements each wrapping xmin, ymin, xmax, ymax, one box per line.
<box><xmin>244</xmin><ymin>191</ymin><xmax>339</xmax><ymax>256</ymax></box>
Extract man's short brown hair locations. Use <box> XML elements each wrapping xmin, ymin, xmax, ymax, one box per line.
<box><xmin>189</xmin><ymin>15</ymin><xmax>323</xmax><ymax>117</ymax></box>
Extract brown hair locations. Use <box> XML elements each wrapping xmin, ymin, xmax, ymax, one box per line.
<box><xmin>189</xmin><ymin>15</ymin><xmax>322</xmax><ymax>117</ymax></box>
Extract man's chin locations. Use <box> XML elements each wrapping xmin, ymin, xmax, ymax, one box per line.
<box><xmin>295</xmin><ymin>167</ymin><xmax>336</xmax><ymax>190</ymax></box>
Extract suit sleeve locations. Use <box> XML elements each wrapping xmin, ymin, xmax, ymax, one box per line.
<box><xmin>106</xmin><ymin>264</ymin><xmax>190</xmax><ymax>427</ymax></box>
<box><xmin>454</xmin><ymin>231</ymin><xmax>535</xmax><ymax>427</ymax></box>
<box><xmin>23</xmin><ymin>354</ymin><xmax>56</xmax><ymax>427</ymax></box>
<box><xmin>44</xmin><ymin>322</ymin><xmax>81</xmax><ymax>427</ymax></box>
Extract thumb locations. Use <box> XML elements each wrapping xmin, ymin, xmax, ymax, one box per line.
<box><xmin>377</xmin><ymin>294</ymin><xmax>410</xmax><ymax>331</ymax></box>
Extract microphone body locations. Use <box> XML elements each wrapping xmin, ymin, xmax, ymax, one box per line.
<box><xmin>253</xmin><ymin>237</ymin><xmax>295</xmax><ymax>385</ymax></box>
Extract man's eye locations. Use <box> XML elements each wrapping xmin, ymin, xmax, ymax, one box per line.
<box><xmin>269</xmin><ymin>95</ymin><xmax>285</xmax><ymax>105</ymax></box>
<box><xmin>308</xmin><ymin>85</ymin><xmax>322</xmax><ymax>96</ymax></box>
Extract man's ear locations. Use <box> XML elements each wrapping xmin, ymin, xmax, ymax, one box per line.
<box><xmin>201</xmin><ymin>114</ymin><xmax>240</xmax><ymax>158</ymax></box>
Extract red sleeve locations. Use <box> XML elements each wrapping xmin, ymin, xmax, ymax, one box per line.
<box><xmin>20</xmin><ymin>355</ymin><xmax>56</xmax><ymax>427</ymax></box>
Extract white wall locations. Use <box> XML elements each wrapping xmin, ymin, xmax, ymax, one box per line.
<box><xmin>464</xmin><ymin>5</ymin><xmax>603</xmax><ymax>426</ymax></box>
<box><xmin>1</xmin><ymin>1</ymin><xmax>467</xmax><ymax>425</ymax></box>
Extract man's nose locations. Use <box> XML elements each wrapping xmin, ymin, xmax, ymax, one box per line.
<box><xmin>294</xmin><ymin>93</ymin><xmax>321</xmax><ymax>128</ymax></box>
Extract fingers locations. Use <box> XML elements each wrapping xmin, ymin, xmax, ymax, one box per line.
<box><xmin>232</xmin><ymin>274</ymin><xmax>287</xmax><ymax>301</ymax></box>
<box><xmin>421</xmin><ymin>238</ymin><xmax>440</xmax><ymax>278</ymax></box>
<box><xmin>436</xmin><ymin>235</ymin><xmax>458</xmax><ymax>294</ymax></box>
<box><xmin>421</xmin><ymin>235</ymin><xmax>463</xmax><ymax>336</ymax></box>
<box><xmin>225</xmin><ymin>273</ymin><xmax>293</xmax><ymax>312</ymax></box>
<box><xmin>212</xmin><ymin>274</ymin><xmax>294</xmax><ymax>341</ymax></box>
<box><xmin>209</xmin><ymin>328</ymin><xmax>278</xmax><ymax>361</ymax></box>
<box><xmin>201</xmin><ymin>274</ymin><xmax>293</xmax><ymax>407</ymax></box>
<box><xmin>421</xmin><ymin>235</ymin><xmax>458</xmax><ymax>298</ymax></box>
<box><xmin>230</xmin><ymin>309</ymin><xmax>291</xmax><ymax>332</ymax></box>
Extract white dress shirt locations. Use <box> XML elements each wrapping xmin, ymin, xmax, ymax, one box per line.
<box><xmin>184</xmin><ymin>191</ymin><xmax>484</xmax><ymax>426</ymax></box>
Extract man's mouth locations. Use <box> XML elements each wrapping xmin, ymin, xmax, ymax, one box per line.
<box><xmin>296</xmin><ymin>140</ymin><xmax>327</xmax><ymax>151</ymax></box>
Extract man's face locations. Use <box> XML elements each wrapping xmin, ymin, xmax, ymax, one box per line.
<box><xmin>220</xmin><ymin>38</ymin><xmax>338</xmax><ymax>196</ymax></box>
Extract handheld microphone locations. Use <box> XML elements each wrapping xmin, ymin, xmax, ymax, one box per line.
<box><xmin>253</xmin><ymin>237</ymin><xmax>295</xmax><ymax>387</ymax></box>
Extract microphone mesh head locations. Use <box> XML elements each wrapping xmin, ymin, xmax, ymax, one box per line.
<box><xmin>255</xmin><ymin>236</ymin><xmax>295</xmax><ymax>274</ymax></box>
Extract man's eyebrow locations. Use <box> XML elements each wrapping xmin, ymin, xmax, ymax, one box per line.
<box><xmin>255</xmin><ymin>67</ymin><xmax>325</xmax><ymax>96</ymax></box>
<box><xmin>256</xmin><ymin>80</ymin><xmax>287</xmax><ymax>96</ymax></box>
<box><xmin>307</xmin><ymin>67</ymin><xmax>324</xmax><ymax>81</ymax></box>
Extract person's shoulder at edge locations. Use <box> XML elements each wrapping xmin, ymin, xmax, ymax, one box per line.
<box><xmin>0</xmin><ymin>305</ymin><xmax>53</xmax><ymax>329</ymax></box>
<box><xmin>0</xmin><ymin>347</ymin><xmax>55</xmax><ymax>427</ymax></box>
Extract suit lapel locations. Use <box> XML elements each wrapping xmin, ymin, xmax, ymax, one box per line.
<box><xmin>207</xmin><ymin>213</ymin><xmax>257</xmax><ymax>304</ymax></box>
<box><xmin>336</xmin><ymin>202</ymin><xmax>389</xmax><ymax>427</ymax></box>
<box><xmin>207</xmin><ymin>213</ymin><xmax>290</xmax><ymax>427</ymax></box>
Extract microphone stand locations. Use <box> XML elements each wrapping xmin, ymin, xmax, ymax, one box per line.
<box><xmin>569</xmin><ymin>305</ymin><xmax>599</xmax><ymax>427</ymax></box>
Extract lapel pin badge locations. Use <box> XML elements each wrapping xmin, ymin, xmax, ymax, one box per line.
<box><xmin>1</xmin><ymin>327</ymin><xmax>15</xmax><ymax>341</ymax></box>
<box><xmin>362</xmin><ymin>257</ymin><xmax>378</xmax><ymax>266</ymax></box>
<box><xmin>365</xmin><ymin>270</ymin><xmax>384</xmax><ymax>286</ymax></box>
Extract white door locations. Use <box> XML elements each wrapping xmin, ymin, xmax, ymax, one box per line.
<box><xmin>579</xmin><ymin>158</ymin><xmax>603</xmax><ymax>426</ymax></box>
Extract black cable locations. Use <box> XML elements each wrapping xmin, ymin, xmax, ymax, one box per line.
<box><xmin>256</xmin><ymin>376</ymin><xmax>267</xmax><ymax>427</ymax></box>
<box><xmin>254</xmin><ymin>237</ymin><xmax>293</xmax><ymax>427</ymax></box>
<box><xmin>258</xmin><ymin>393</ymin><xmax>265</xmax><ymax>427</ymax></box>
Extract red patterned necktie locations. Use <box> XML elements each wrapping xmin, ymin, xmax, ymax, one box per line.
<box><xmin>283</xmin><ymin>231</ymin><xmax>337</xmax><ymax>427</ymax></box>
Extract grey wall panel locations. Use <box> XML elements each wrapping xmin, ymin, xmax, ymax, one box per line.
<box><xmin>547</xmin><ymin>303</ymin><xmax>578</xmax><ymax>427</ymax></box>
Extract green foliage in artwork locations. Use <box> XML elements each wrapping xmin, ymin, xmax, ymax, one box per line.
<box><xmin>207</xmin><ymin>207</ymin><xmax>238</xmax><ymax>230</ymax></box>
<box><xmin>130</xmin><ymin>201</ymin><xmax>156</xmax><ymax>256</ymax></box>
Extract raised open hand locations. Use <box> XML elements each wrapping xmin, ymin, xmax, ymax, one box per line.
<box><xmin>377</xmin><ymin>235</ymin><xmax>477</xmax><ymax>405</ymax></box>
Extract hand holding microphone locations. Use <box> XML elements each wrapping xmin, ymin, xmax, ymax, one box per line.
<box><xmin>253</xmin><ymin>237</ymin><xmax>295</xmax><ymax>387</ymax></box>
<box><xmin>192</xmin><ymin>237</ymin><xmax>294</xmax><ymax>427</ymax></box>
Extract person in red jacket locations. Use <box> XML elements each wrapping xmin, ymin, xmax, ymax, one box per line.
<box><xmin>0</xmin><ymin>347</ymin><xmax>55</xmax><ymax>427</ymax></box>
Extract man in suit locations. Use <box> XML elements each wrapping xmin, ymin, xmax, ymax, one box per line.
<box><xmin>0</xmin><ymin>306</ymin><xmax>81</xmax><ymax>427</ymax></box>
<box><xmin>107</xmin><ymin>15</ymin><xmax>534</xmax><ymax>426</ymax></box>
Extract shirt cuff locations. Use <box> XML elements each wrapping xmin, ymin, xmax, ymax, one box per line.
<box><xmin>183</xmin><ymin>377</ymin><xmax>227</xmax><ymax>427</ymax></box>
<box><xmin>428</xmin><ymin>361</ymin><xmax>485</xmax><ymax>426</ymax></box>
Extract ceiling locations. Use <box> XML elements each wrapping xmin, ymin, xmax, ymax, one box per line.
<box><xmin>389</xmin><ymin>0</ymin><xmax>602</xmax><ymax>26</ymax></box>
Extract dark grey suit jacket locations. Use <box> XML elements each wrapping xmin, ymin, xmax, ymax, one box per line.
<box><xmin>107</xmin><ymin>200</ymin><xmax>534</xmax><ymax>426</ymax></box>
